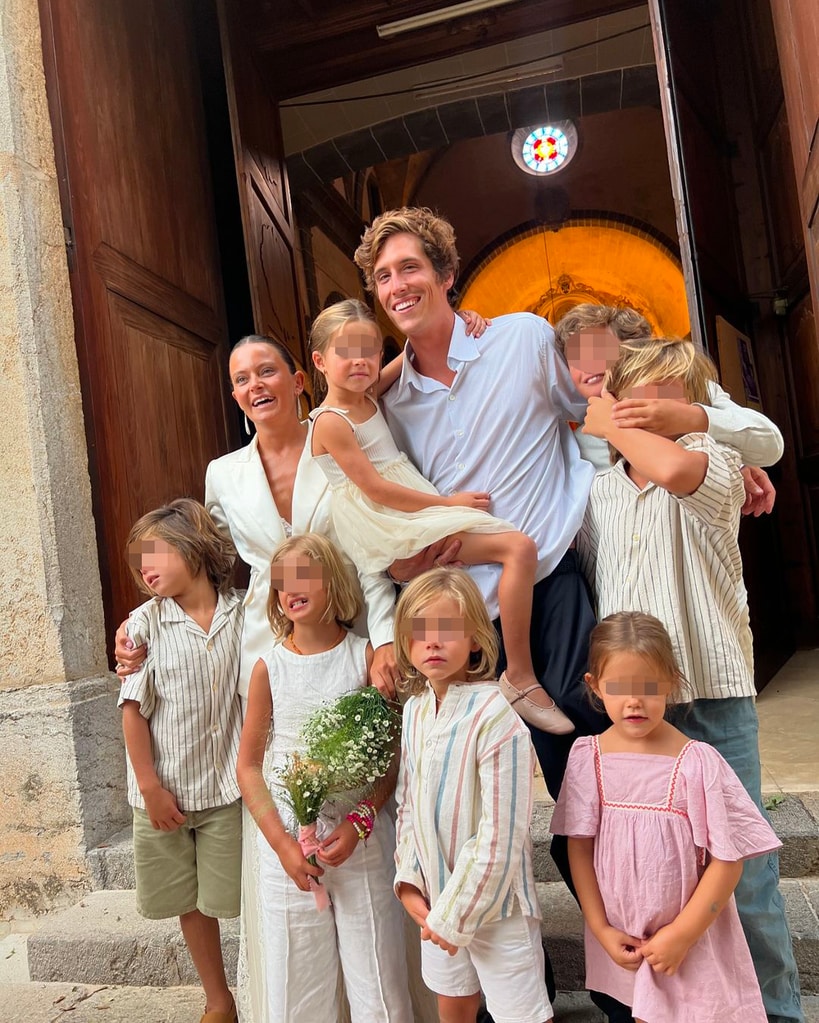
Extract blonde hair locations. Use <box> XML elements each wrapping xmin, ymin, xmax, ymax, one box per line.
<box><xmin>266</xmin><ymin>533</ymin><xmax>362</xmax><ymax>640</ymax></box>
<box><xmin>354</xmin><ymin>207</ymin><xmax>459</xmax><ymax>293</ymax></box>
<box><xmin>126</xmin><ymin>498</ymin><xmax>236</xmax><ymax>596</ymax></box>
<box><xmin>554</xmin><ymin>303</ymin><xmax>652</xmax><ymax>354</ymax></box>
<box><xmin>587</xmin><ymin>611</ymin><xmax>691</xmax><ymax>705</ymax></box>
<box><xmin>605</xmin><ymin>336</ymin><xmax>717</xmax><ymax>405</ymax></box>
<box><xmin>309</xmin><ymin>299</ymin><xmax>379</xmax><ymax>400</ymax></box>
<box><xmin>394</xmin><ymin>568</ymin><xmax>499</xmax><ymax>695</ymax></box>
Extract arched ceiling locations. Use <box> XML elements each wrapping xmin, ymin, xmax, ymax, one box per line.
<box><xmin>460</xmin><ymin>222</ymin><xmax>691</xmax><ymax>336</ymax></box>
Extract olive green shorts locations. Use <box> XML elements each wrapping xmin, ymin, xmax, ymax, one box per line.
<box><xmin>132</xmin><ymin>799</ymin><xmax>242</xmax><ymax>920</ymax></box>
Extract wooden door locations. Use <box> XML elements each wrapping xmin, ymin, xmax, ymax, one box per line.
<box><xmin>217</xmin><ymin>0</ymin><xmax>307</xmax><ymax>373</ymax></box>
<box><xmin>39</xmin><ymin>0</ymin><xmax>235</xmax><ymax>654</ymax></box>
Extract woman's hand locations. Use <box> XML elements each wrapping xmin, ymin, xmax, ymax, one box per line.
<box><xmin>274</xmin><ymin>834</ymin><xmax>324</xmax><ymax>892</ymax></box>
<box><xmin>370</xmin><ymin>643</ymin><xmax>399</xmax><ymax>699</ymax></box>
<box><xmin>640</xmin><ymin>923</ymin><xmax>692</xmax><ymax>975</ymax></box>
<box><xmin>443</xmin><ymin>491</ymin><xmax>491</xmax><ymax>510</ymax></box>
<box><xmin>597</xmin><ymin>925</ymin><xmax>644</xmax><ymax>972</ymax></box>
<box><xmin>114</xmin><ymin>619</ymin><xmax>147</xmax><ymax>678</ymax></box>
<box><xmin>317</xmin><ymin>820</ymin><xmax>360</xmax><ymax>868</ymax></box>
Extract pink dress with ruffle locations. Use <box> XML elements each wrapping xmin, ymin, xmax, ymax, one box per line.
<box><xmin>551</xmin><ymin>736</ymin><xmax>781</xmax><ymax>1023</ymax></box>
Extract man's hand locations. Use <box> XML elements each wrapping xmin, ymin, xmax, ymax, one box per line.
<box><xmin>583</xmin><ymin>393</ymin><xmax>617</xmax><ymax>439</ymax></box>
<box><xmin>640</xmin><ymin>923</ymin><xmax>693</xmax><ymax>976</ymax></box>
<box><xmin>114</xmin><ymin>619</ymin><xmax>147</xmax><ymax>679</ymax></box>
<box><xmin>388</xmin><ymin>537</ymin><xmax>463</xmax><ymax>584</ymax></box>
<box><xmin>597</xmin><ymin>925</ymin><xmax>644</xmax><ymax>972</ymax></box>
<box><xmin>740</xmin><ymin>465</ymin><xmax>776</xmax><ymax>516</ymax></box>
<box><xmin>317</xmin><ymin>820</ymin><xmax>360</xmax><ymax>868</ymax></box>
<box><xmin>143</xmin><ymin>784</ymin><xmax>187</xmax><ymax>832</ymax></box>
<box><xmin>610</xmin><ymin>398</ymin><xmax>708</xmax><ymax>438</ymax></box>
<box><xmin>370</xmin><ymin>643</ymin><xmax>399</xmax><ymax>699</ymax></box>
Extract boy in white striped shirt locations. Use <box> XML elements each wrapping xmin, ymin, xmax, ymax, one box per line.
<box><xmin>120</xmin><ymin>499</ymin><xmax>244</xmax><ymax>1023</ymax></box>
<box><xmin>577</xmin><ymin>338</ymin><xmax>802</xmax><ymax>1023</ymax></box>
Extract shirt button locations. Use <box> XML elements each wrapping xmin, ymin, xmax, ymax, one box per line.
<box><xmin>212</xmin><ymin>725</ymin><xmax>218</xmax><ymax>734</ymax></box>
<box><xmin>458</xmin><ymin>463</ymin><xmax>465</xmax><ymax>470</ymax></box>
<box><xmin>212</xmin><ymin>682</ymin><xmax>218</xmax><ymax>691</ymax></box>
<box><xmin>448</xmin><ymin>394</ymin><xmax>455</xmax><ymax>401</ymax></box>
<box><xmin>632</xmin><ymin>534</ymin><xmax>639</xmax><ymax>542</ymax></box>
<box><xmin>206</xmin><ymin>641</ymin><xmax>214</xmax><ymax>651</ymax></box>
<box><xmin>455</xmin><ymin>429</ymin><xmax>464</xmax><ymax>437</ymax></box>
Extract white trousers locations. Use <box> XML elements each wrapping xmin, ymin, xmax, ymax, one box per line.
<box><xmin>257</xmin><ymin>813</ymin><xmax>415</xmax><ymax>1023</ymax></box>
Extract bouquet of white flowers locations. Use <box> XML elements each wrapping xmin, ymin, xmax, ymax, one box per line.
<box><xmin>278</xmin><ymin>687</ymin><xmax>400</xmax><ymax>909</ymax></box>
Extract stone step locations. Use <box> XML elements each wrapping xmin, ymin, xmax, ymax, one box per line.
<box><xmin>28</xmin><ymin>890</ymin><xmax>239</xmax><ymax>987</ymax></box>
<box><xmin>531</xmin><ymin>792</ymin><xmax>819</xmax><ymax>883</ymax></box>
<box><xmin>89</xmin><ymin>792</ymin><xmax>819</xmax><ymax>893</ymax></box>
<box><xmin>28</xmin><ymin>880</ymin><xmax>819</xmax><ymax>996</ymax></box>
<box><xmin>4</xmin><ymin>982</ymin><xmax>206</xmax><ymax>1023</ymax></box>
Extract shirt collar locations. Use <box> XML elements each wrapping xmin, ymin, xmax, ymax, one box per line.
<box><xmin>398</xmin><ymin>316</ymin><xmax>480</xmax><ymax>395</ymax></box>
<box><xmin>156</xmin><ymin>588</ymin><xmax>242</xmax><ymax>628</ymax></box>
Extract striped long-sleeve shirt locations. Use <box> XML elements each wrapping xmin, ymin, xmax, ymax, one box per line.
<box><xmin>394</xmin><ymin>681</ymin><xmax>540</xmax><ymax>947</ymax></box>
<box><xmin>118</xmin><ymin>589</ymin><xmax>244</xmax><ymax>812</ymax></box>
<box><xmin>577</xmin><ymin>432</ymin><xmax>753</xmax><ymax>700</ymax></box>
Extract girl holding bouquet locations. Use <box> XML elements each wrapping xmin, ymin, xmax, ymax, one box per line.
<box><xmin>237</xmin><ymin>532</ymin><xmax>413</xmax><ymax>1023</ymax></box>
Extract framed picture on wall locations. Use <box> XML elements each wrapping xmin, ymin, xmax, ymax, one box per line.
<box><xmin>715</xmin><ymin>316</ymin><xmax>763</xmax><ymax>411</ymax></box>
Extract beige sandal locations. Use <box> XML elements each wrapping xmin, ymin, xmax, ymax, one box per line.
<box><xmin>499</xmin><ymin>672</ymin><xmax>575</xmax><ymax>735</ymax></box>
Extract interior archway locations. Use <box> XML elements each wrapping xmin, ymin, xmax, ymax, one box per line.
<box><xmin>459</xmin><ymin>219</ymin><xmax>691</xmax><ymax>337</ymax></box>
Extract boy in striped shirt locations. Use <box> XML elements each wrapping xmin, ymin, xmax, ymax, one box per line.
<box><xmin>576</xmin><ymin>337</ymin><xmax>802</xmax><ymax>1023</ymax></box>
<box><xmin>120</xmin><ymin>499</ymin><xmax>244</xmax><ymax>1023</ymax></box>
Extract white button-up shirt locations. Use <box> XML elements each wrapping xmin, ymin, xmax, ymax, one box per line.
<box><xmin>119</xmin><ymin>589</ymin><xmax>244</xmax><ymax>811</ymax></box>
<box><xmin>577</xmin><ymin>434</ymin><xmax>754</xmax><ymax>700</ymax></box>
<box><xmin>382</xmin><ymin>313</ymin><xmax>593</xmax><ymax>618</ymax></box>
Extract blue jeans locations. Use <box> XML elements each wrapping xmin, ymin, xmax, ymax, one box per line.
<box><xmin>670</xmin><ymin>697</ymin><xmax>803</xmax><ymax>1023</ymax></box>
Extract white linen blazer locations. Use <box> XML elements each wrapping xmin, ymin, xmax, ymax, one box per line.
<box><xmin>205</xmin><ymin>433</ymin><xmax>396</xmax><ymax>697</ymax></box>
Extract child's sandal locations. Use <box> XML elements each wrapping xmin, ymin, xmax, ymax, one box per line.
<box><xmin>200</xmin><ymin>1003</ymin><xmax>238</xmax><ymax>1023</ymax></box>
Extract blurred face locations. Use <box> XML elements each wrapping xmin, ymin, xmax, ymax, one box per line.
<box><xmin>312</xmin><ymin>321</ymin><xmax>382</xmax><ymax>393</ymax></box>
<box><xmin>587</xmin><ymin>651</ymin><xmax>674</xmax><ymax>741</ymax></box>
<box><xmin>272</xmin><ymin>553</ymin><xmax>331</xmax><ymax>624</ymax></box>
<box><xmin>129</xmin><ymin>538</ymin><xmax>195</xmax><ymax>598</ymax></box>
<box><xmin>565</xmin><ymin>328</ymin><xmax>621</xmax><ymax>399</ymax></box>
<box><xmin>229</xmin><ymin>343</ymin><xmax>304</xmax><ymax>427</ymax></box>
<box><xmin>619</xmin><ymin>379</ymin><xmax>689</xmax><ymax>403</ymax></box>
<box><xmin>404</xmin><ymin>596</ymin><xmax>478</xmax><ymax>692</ymax></box>
<box><xmin>373</xmin><ymin>233</ymin><xmax>454</xmax><ymax>339</ymax></box>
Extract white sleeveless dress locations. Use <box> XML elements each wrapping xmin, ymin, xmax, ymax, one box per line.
<box><xmin>310</xmin><ymin>402</ymin><xmax>514</xmax><ymax>572</ymax></box>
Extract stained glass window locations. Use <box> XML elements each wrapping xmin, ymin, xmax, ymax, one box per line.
<box><xmin>512</xmin><ymin>122</ymin><xmax>578</xmax><ymax>177</ymax></box>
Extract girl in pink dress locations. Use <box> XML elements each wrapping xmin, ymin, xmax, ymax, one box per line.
<box><xmin>551</xmin><ymin>611</ymin><xmax>780</xmax><ymax>1023</ymax></box>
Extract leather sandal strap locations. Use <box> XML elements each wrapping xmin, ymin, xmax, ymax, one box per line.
<box><xmin>508</xmin><ymin>683</ymin><xmax>546</xmax><ymax>705</ymax></box>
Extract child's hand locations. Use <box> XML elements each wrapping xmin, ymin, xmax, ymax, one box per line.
<box><xmin>317</xmin><ymin>820</ymin><xmax>360</xmax><ymax>868</ymax></box>
<box><xmin>143</xmin><ymin>785</ymin><xmax>187</xmax><ymax>832</ymax></box>
<box><xmin>597</xmin><ymin>925</ymin><xmax>644</xmax><ymax>972</ymax></box>
<box><xmin>397</xmin><ymin>883</ymin><xmax>431</xmax><ymax>929</ymax></box>
<box><xmin>640</xmin><ymin>923</ymin><xmax>692</xmax><ymax>975</ymax></box>
<box><xmin>444</xmin><ymin>491</ymin><xmax>491</xmax><ymax>511</ymax></box>
<box><xmin>421</xmin><ymin>923</ymin><xmax>459</xmax><ymax>956</ymax></box>
<box><xmin>583</xmin><ymin>394</ymin><xmax>616</xmax><ymax>438</ymax></box>
<box><xmin>458</xmin><ymin>309</ymin><xmax>492</xmax><ymax>338</ymax></box>
<box><xmin>275</xmin><ymin>834</ymin><xmax>324</xmax><ymax>892</ymax></box>
<box><xmin>611</xmin><ymin>398</ymin><xmax>707</xmax><ymax>437</ymax></box>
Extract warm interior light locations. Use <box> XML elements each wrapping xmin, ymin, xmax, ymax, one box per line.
<box><xmin>377</xmin><ymin>0</ymin><xmax>521</xmax><ymax>39</ymax></box>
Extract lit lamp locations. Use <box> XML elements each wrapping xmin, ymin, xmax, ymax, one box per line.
<box><xmin>377</xmin><ymin>0</ymin><xmax>521</xmax><ymax>39</ymax></box>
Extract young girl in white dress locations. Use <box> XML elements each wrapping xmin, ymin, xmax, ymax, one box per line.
<box><xmin>308</xmin><ymin>299</ymin><xmax>573</xmax><ymax>736</ymax></box>
<box><xmin>236</xmin><ymin>532</ymin><xmax>414</xmax><ymax>1023</ymax></box>
<box><xmin>551</xmin><ymin>611</ymin><xmax>779</xmax><ymax>1023</ymax></box>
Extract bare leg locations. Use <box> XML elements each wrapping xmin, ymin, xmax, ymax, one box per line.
<box><xmin>179</xmin><ymin>909</ymin><xmax>234</xmax><ymax>1015</ymax></box>
<box><xmin>437</xmin><ymin>991</ymin><xmax>482</xmax><ymax>1023</ymax></box>
<box><xmin>454</xmin><ymin>531</ymin><xmax>574</xmax><ymax>734</ymax></box>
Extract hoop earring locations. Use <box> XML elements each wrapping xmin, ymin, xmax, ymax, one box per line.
<box><xmin>244</xmin><ymin>414</ymin><xmax>252</xmax><ymax>436</ymax></box>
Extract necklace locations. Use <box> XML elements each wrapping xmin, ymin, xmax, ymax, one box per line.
<box><xmin>287</xmin><ymin>626</ymin><xmax>346</xmax><ymax>656</ymax></box>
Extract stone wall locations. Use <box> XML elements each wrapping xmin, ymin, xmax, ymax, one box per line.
<box><xmin>0</xmin><ymin>0</ymin><xmax>128</xmax><ymax>919</ymax></box>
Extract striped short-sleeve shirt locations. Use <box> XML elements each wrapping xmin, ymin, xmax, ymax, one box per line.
<box><xmin>118</xmin><ymin>589</ymin><xmax>244</xmax><ymax>811</ymax></box>
<box><xmin>577</xmin><ymin>433</ymin><xmax>753</xmax><ymax>700</ymax></box>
